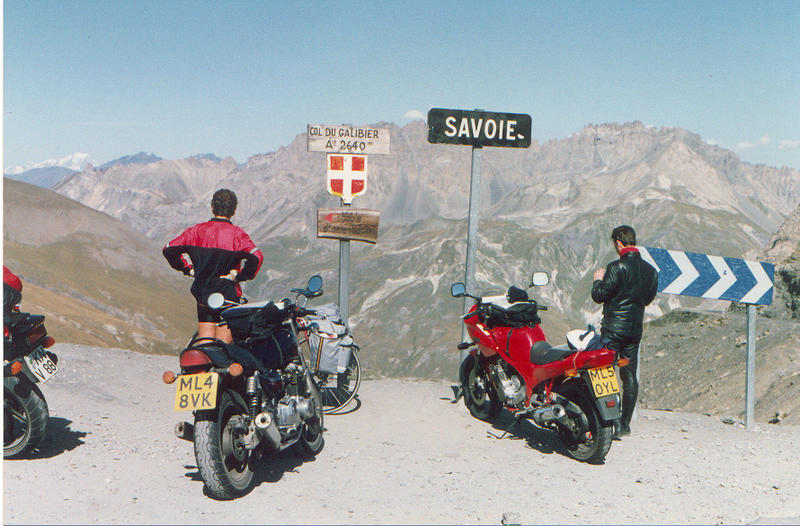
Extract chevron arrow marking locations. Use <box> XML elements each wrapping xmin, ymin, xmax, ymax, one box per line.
<box><xmin>661</xmin><ymin>249</ymin><xmax>700</xmax><ymax>295</ymax></box>
<box><xmin>640</xmin><ymin>246</ymin><xmax>774</xmax><ymax>305</ymax></box>
<box><xmin>702</xmin><ymin>255</ymin><xmax>736</xmax><ymax>299</ymax></box>
<box><xmin>740</xmin><ymin>260</ymin><xmax>773</xmax><ymax>304</ymax></box>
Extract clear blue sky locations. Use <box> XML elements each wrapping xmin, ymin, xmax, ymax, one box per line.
<box><xmin>4</xmin><ymin>0</ymin><xmax>800</xmax><ymax>171</ymax></box>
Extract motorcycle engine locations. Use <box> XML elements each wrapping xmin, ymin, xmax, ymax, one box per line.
<box><xmin>276</xmin><ymin>396</ymin><xmax>313</xmax><ymax>427</ymax></box>
<box><xmin>490</xmin><ymin>362</ymin><xmax>526</xmax><ymax>407</ymax></box>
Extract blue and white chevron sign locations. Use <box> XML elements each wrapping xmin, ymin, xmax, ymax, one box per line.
<box><xmin>639</xmin><ymin>247</ymin><xmax>774</xmax><ymax>305</ymax></box>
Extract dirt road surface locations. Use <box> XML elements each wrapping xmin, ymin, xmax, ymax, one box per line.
<box><xmin>4</xmin><ymin>345</ymin><xmax>800</xmax><ymax>525</ymax></box>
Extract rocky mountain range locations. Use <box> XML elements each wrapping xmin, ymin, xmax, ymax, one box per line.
<box><xmin>7</xmin><ymin>120</ymin><xmax>800</xmax><ymax>421</ymax></box>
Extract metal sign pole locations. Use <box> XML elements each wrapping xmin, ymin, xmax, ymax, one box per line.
<box><xmin>339</xmin><ymin>200</ymin><xmax>351</xmax><ymax>329</ymax></box>
<box><xmin>461</xmin><ymin>144</ymin><xmax>482</xmax><ymax>363</ymax></box>
<box><xmin>745</xmin><ymin>304</ymin><xmax>756</xmax><ymax>430</ymax></box>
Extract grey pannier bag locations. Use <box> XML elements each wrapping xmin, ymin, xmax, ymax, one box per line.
<box><xmin>303</xmin><ymin>303</ymin><xmax>354</xmax><ymax>374</ymax></box>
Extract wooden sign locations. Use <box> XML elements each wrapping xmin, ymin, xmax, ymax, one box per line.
<box><xmin>308</xmin><ymin>124</ymin><xmax>390</xmax><ymax>154</ymax></box>
<box><xmin>317</xmin><ymin>208</ymin><xmax>380</xmax><ymax>244</ymax></box>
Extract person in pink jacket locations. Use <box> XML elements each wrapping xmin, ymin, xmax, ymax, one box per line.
<box><xmin>163</xmin><ymin>189</ymin><xmax>263</xmax><ymax>343</ymax></box>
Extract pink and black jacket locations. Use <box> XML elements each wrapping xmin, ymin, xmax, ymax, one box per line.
<box><xmin>163</xmin><ymin>218</ymin><xmax>264</xmax><ymax>304</ymax></box>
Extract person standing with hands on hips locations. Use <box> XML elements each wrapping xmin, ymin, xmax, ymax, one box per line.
<box><xmin>163</xmin><ymin>189</ymin><xmax>263</xmax><ymax>344</ymax></box>
<box><xmin>591</xmin><ymin>225</ymin><xmax>658</xmax><ymax>439</ymax></box>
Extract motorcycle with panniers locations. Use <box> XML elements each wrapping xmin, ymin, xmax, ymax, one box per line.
<box><xmin>452</xmin><ymin>272</ymin><xmax>628</xmax><ymax>464</ymax></box>
<box><xmin>163</xmin><ymin>276</ymin><xmax>326</xmax><ymax>499</ymax></box>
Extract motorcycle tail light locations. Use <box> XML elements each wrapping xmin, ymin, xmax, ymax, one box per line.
<box><xmin>42</xmin><ymin>336</ymin><xmax>56</xmax><ymax>349</ymax></box>
<box><xmin>618</xmin><ymin>358</ymin><xmax>630</xmax><ymax>368</ymax></box>
<box><xmin>27</xmin><ymin>323</ymin><xmax>47</xmax><ymax>347</ymax></box>
<box><xmin>10</xmin><ymin>361</ymin><xmax>23</xmax><ymax>375</ymax></box>
<box><xmin>180</xmin><ymin>350</ymin><xmax>212</xmax><ymax>371</ymax></box>
<box><xmin>3</xmin><ymin>326</ymin><xmax>9</xmax><ymax>339</ymax></box>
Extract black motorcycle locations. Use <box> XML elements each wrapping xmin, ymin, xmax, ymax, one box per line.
<box><xmin>4</xmin><ymin>305</ymin><xmax>58</xmax><ymax>458</ymax></box>
<box><xmin>163</xmin><ymin>275</ymin><xmax>326</xmax><ymax>499</ymax></box>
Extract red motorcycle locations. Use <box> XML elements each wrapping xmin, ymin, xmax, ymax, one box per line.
<box><xmin>451</xmin><ymin>273</ymin><xmax>628</xmax><ymax>464</ymax></box>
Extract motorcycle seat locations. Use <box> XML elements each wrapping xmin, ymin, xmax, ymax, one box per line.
<box><xmin>530</xmin><ymin>341</ymin><xmax>575</xmax><ymax>365</ymax></box>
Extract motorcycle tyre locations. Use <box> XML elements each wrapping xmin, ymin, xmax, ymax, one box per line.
<box><xmin>4</xmin><ymin>376</ymin><xmax>49</xmax><ymax>458</ymax></box>
<box><xmin>557</xmin><ymin>388</ymin><xmax>612</xmax><ymax>464</ymax></box>
<box><xmin>461</xmin><ymin>355</ymin><xmax>502</xmax><ymax>422</ymax></box>
<box><xmin>193</xmin><ymin>389</ymin><xmax>254</xmax><ymax>499</ymax></box>
<box><xmin>294</xmin><ymin>372</ymin><xmax>325</xmax><ymax>459</ymax></box>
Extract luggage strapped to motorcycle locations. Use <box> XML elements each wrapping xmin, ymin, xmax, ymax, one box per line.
<box><xmin>299</xmin><ymin>303</ymin><xmax>354</xmax><ymax>374</ymax></box>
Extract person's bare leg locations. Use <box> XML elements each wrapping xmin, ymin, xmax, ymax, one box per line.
<box><xmin>215</xmin><ymin>324</ymin><xmax>233</xmax><ymax>344</ymax></box>
<box><xmin>197</xmin><ymin>322</ymin><xmax>216</xmax><ymax>339</ymax></box>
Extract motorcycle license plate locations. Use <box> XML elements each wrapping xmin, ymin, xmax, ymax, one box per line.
<box><xmin>587</xmin><ymin>365</ymin><xmax>620</xmax><ymax>398</ymax></box>
<box><xmin>23</xmin><ymin>347</ymin><xmax>58</xmax><ymax>383</ymax></box>
<box><xmin>174</xmin><ymin>372</ymin><xmax>218</xmax><ymax>411</ymax></box>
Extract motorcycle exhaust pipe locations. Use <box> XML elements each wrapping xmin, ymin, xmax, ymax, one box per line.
<box><xmin>175</xmin><ymin>421</ymin><xmax>194</xmax><ymax>442</ymax></box>
<box><xmin>531</xmin><ymin>404</ymin><xmax>567</xmax><ymax>426</ymax></box>
<box><xmin>254</xmin><ymin>412</ymin><xmax>282</xmax><ymax>450</ymax></box>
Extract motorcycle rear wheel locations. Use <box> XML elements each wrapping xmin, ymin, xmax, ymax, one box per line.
<box><xmin>194</xmin><ymin>390</ymin><xmax>254</xmax><ymax>499</ymax></box>
<box><xmin>558</xmin><ymin>389</ymin><xmax>612</xmax><ymax>464</ymax></box>
<box><xmin>461</xmin><ymin>355</ymin><xmax>502</xmax><ymax>422</ymax></box>
<box><xmin>4</xmin><ymin>376</ymin><xmax>49</xmax><ymax>458</ymax></box>
<box><xmin>294</xmin><ymin>372</ymin><xmax>325</xmax><ymax>458</ymax></box>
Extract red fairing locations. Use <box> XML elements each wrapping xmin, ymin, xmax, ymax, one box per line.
<box><xmin>4</xmin><ymin>266</ymin><xmax>22</xmax><ymax>292</ymax></box>
<box><xmin>462</xmin><ymin>302</ymin><xmax>616</xmax><ymax>398</ymax></box>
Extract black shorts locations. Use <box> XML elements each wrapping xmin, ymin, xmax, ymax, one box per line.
<box><xmin>196</xmin><ymin>295</ymin><xmax>240</xmax><ymax>323</ymax></box>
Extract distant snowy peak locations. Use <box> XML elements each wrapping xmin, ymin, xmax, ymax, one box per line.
<box><xmin>6</xmin><ymin>152</ymin><xmax>93</xmax><ymax>175</ymax></box>
<box><xmin>99</xmin><ymin>152</ymin><xmax>162</xmax><ymax>170</ymax></box>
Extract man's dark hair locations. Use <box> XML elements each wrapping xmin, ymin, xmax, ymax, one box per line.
<box><xmin>611</xmin><ymin>225</ymin><xmax>636</xmax><ymax>246</ymax></box>
<box><xmin>211</xmin><ymin>189</ymin><xmax>238</xmax><ymax>218</ymax></box>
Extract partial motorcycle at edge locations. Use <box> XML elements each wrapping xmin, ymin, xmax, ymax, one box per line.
<box><xmin>452</xmin><ymin>272</ymin><xmax>628</xmax><ymax>464</ymax></box>
<box><xmin>4</xmin><ymin>299</ymin><xmax>58</xmax><ymax>458</ymax></box>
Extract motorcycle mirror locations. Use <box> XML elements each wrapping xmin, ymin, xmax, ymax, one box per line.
<box><xmin>307</xmin><ymin>275</ymin><xmax>323</xmax><ymax>294</ymax></box>
<box><xmin>529</xmin><ymin>272</ymin><xmax>549</xmax><ymax>287</ymax></box>
<box><xmin>451</xmin><ymin>282</ymin><xmax>467</xmax><ymax>298</ymax></box>
<box><xmin>207</xmin><ymin>293</ymin><xmax>225</xmax><ymax>310</ymax></box>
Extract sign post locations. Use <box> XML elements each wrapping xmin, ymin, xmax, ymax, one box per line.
<box><xmin>428</xmin><ymin>108</ymin><xmax>532</xmax><ymax>363</ymax></box>
<box><xmin>463</xmin><ymin>145</ymin><xmax>482</xmax><ymax>348</ymax></box>
<box><xmin>639</xmin><ymin>247</ymin><xmax>775</xmax><ymax>430</ymax></box>
<box><xmin>308</xmin><ymin>125</ymin><xmax>390</xmax><ymax>328</ymax></box>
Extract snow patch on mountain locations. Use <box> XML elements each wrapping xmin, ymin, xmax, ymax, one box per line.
<box><xmin>6</xmin><ymin>152</ymin><xmax>93</xmax><ymax>175</ymax></box>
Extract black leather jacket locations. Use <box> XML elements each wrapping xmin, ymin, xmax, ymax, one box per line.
<box><xmin>591</xmin><ymin>250</ymin><xmax>658</xmax><ymax>342</ymax></box>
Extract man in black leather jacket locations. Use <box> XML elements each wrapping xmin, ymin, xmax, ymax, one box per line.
<box><xmin>592</xmin><ymin>225</ymin><xmax>658</xmax><ymax>438</ymax></box>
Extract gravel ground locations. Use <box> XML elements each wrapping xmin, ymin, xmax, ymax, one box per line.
<box><xmin>3</xmin><ymin>344</ymin><xmax>800</xmax><ymax>525</ymax></box>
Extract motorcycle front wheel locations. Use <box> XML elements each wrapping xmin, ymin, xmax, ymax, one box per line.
<box><xmin>4</xmin><ymin>376</ymin><xmax>49</xmax><ymax>458</ymax></box>
<box><xmin>194</xmin><ymin>390</ymin><xmax>254</xmax><ymax>499</ymax></box>
<box><xmin>460</xmin><ymin>355</ymin><xmax>502</xmax><ymax>422</ymax></box>
<box><xmin>294</xmin><ymin>372</ymin><xmax>325</xmax><ymax>458</ymax></box>
<box><xmin>557</xmin><ymin>387</ymin><xmax>613</xmax><ymax>464</ymax></box>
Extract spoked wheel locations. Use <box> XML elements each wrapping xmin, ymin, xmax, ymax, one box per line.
<box><xmin>316</xmin><ymin>348</ymin><xmax>361</xmax><ymax>414</ymax></box>
<box><xmin>556</xmin><ymin>388</ymin><xmax>613</xmax><ymax>464</ymax></box>
<box><xmin>294</xmin><ymin>372</ymin><xmax>325</xmax><ymax>458</ymax></box>
<box><xmin>4</xmin><ymin>376</ymin><xmax>49</xmax><ymax>458</ymax></box>
<box><xmin>193</xmin><ymin>390</ymin><xmax>254</xmax><ymax>499</ymax></box>
<box><xmin>460</xmin><ymin>355</ymin><xmax>501</xmax><ymax>422</ymax></box>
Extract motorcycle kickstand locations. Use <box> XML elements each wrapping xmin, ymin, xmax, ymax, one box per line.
<box><xmin>490</xmin><ymin>411</ymin><xmax>527</xmax><ymax>440</ymax></box>
<box><xmin>450</xmin><ymin>385</ymin><xmax>463</xmax><ymax>403</ymax></box>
